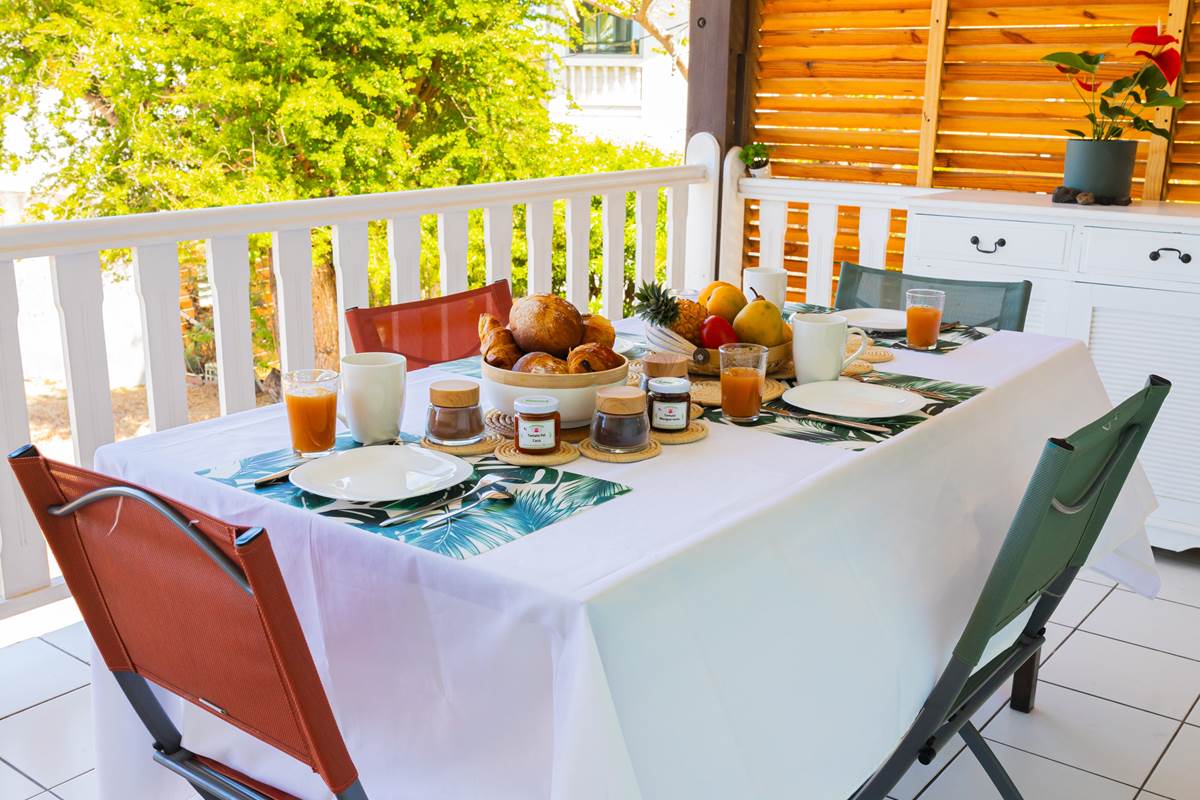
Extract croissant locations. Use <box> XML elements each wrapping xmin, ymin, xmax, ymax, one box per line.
<box><xmin>481</xmin><ymin>327</ymin><xmax>522</xmax><ymax>370</ymax></box>
<box><xmin>579</xmin><ymin>314</ymin><xmax>616</xmax><ymax>349</ymax></box>
<box><xmin>513</xmin><ymin>351</ymin><xmax>569</xmax><ymax>375</ymax></box>
<box><xmin>567</xmin><ymin>343</ymin><xmax>624</xmax><ymax>374</ymax></box>
<box><xmin>478</xmin><ymin>312</ymin><xmax>505</xmax><ymax>342</ymax></box>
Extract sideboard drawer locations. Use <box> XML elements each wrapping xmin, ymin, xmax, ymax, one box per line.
<box><xmin>910</xmin><ymin>215</ymin><xmax>1072</xmax><ymax>271</ymax></box>
<box><xmin>1081</xmin><ymin>227</ymin><xmax>1200</xmax><ymax>285</ymax></box>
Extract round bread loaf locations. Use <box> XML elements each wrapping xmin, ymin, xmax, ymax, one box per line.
<box><xmin>509</xmin><ymin>294</ymin><xmax>583</xmax><ymax>357</ymax></box>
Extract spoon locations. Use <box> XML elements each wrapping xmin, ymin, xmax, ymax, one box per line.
<box><xmin>419</xmin><ymin>488</ymin><xmax>515</xmax><ymax>529</ymax></box>
<box><xmin>379</xmin><ymin>474</ymin><xmax>505</xmax><ymax>528</ymax></box>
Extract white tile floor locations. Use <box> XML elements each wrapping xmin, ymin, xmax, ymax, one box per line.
<box><xmin>3</xmin><ymin>553</ymin><xmax>1200</xmax><ymax>800</ymax></box>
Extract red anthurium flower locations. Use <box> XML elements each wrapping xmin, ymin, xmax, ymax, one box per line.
<box><xmin>1138</xmin><ymin>47</ymin><xmax>1182</xmax><ymax>84</ymax></box>
<box><xmin>1130</xmin><ymin>25</ymin><xmax>1178</xmax><ymax>47</ymax></box>
<box><xmin>1076</xmin><ymin>77</ymin><xmax>1102</xmax><ymax>91</ymax></box>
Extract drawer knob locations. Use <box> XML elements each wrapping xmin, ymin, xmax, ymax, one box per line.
<box><xmin>970</xmin><ymin>235</ymin><xmax>1007</xmax><ymax>254</ymax></box>
<box><xmin>1149</xmin><ymin>247</ymin><xmax>1192</xmax><ymax>264</ymax></box>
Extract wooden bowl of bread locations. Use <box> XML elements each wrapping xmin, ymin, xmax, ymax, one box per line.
<box><xmin>479</xmin><ymin>295</ymin><xmax>628</xmax><ymax>427</ymax></box>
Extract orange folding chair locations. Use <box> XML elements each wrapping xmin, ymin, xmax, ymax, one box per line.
<box><xmin>8</xmin><ymin>445</ymin><xmax>369</xmax><ymax>800</ymax></box>
<box><xmin>344</xmin><ymin>279</ymin><xmax>513</xmax><ymax>369</ymax></box>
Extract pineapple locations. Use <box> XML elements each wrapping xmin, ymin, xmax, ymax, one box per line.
<box><xmin>634</xmin><ymin>282</ymin><xmax>707</xmax><ymax>346</ymax></box>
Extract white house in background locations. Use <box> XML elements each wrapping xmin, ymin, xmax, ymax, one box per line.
<box><xmin>548</xmin><ymin>2</ymin><xmax>689</xmax><ymax>154</ymax></box>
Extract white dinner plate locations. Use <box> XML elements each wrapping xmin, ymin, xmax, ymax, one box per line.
<box><xmin>839</xmin><ymin>307</ymin><xmax>908</xmax><ymax>332</ymax></box>
<box><xmin>781</xmin><ymin>379</ymin><xmax>927</xmax><ymax>419</ymax></box>
<box><xmin>289</xmin><ymin>444</ymin><xmax>473</xmax><ymax>502</ymax></box>
<box><xmin>613</xmin><ymin>336</ymin><xmax>639</xmax><ymax>355</ymax></box>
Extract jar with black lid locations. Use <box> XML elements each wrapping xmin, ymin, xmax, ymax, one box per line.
<box><xmin>647</xmin><ymin>377</ymin><xmax>691</xmax><ymax>432</ymax></box>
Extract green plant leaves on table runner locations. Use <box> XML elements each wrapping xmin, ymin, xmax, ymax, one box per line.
<box><xmin>197</xmin><ymin>434</ymin><xmax>630</xmax><ymax>560</ymax></box>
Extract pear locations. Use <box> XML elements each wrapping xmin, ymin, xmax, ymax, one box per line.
<box><xmin>732</xmin><ymin>290</ymin><xmax>786</xmax><ymax>347</ymax></box>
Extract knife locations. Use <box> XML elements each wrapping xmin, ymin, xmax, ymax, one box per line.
<box><xmin>768</xmin><ymin>406</ymin><xmax>892</xmax><ymax>434</ymax></box>
<box><xmin>379</xmin><ymin>474</ymin><xmax>506</xmax><ymax>528</ymax></box>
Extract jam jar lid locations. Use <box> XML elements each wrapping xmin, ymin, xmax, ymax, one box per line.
<box><xmin>514</xmin><ymin>395</ymin><xmax>559</xmax><ymax>415</ymax></box>
<box><xmin>429</xmin><ymin>380</ymin><xmax>480</xmax><ymax>408</ymax></box>
<box><xmin>595</xmin><ymin>386</ymin><xmax>647</xmax><ymax>415</ymax></box>
<box><xmin>642</xmin><ymin>351</ymin><xmax>690</xmax><ymax>378</ymax></box>
<box><xmin>647</xmin><ymin>376</ymin><xmax>691</xmax><ymax>395</ymax></box>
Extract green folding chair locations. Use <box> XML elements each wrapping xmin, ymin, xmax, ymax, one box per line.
<box><xmin>835</xmin><ymin>262</ymin><xmax>1033</xmax><ymax>331</ymax></box>
<box><xmin>851</xmin><ymin>375</ymin><xmax>1171</xmax><ymax>800</ymax></box>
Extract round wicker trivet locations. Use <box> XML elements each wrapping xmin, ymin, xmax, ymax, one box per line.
<box><xmin>846</xmin><ymin>333</ymin><xmax>875</xmax><ymax>350</ymax></box>
<box><xmin>690</xmin><ymin>402</ymin><xmax>704</xmax><ymax>419</ymax></box>
<box><xmin>420</xmin><ymin>434</ymin><xmax>501</xmax><ymax>456</ymax></box>
<box><xmin>690</xmin><ymin>377</ymin><xmax>787</xmax><ymax>407</ymax></box>
<box><xmin>625</xmin><ymin>359</ymin><xmax>644</xmax><ymax>387</ymax></box>
<box><xmin>651</xmin><ymin>420</ymin><xmax>708</xmax><ymax>445</ymax></box>
<box><xmin>841</xmin><ymin>360</ymin><xmax>874</xmax><ymax>376</ymax></box>
<box><xmin>578</xmin><ymin>438</ymin><xmax>662</xmax><ymax>463</ymax></box>
<box><xmin>855</xmin><ymin>346</ymin><xmax>894</xmax><ymax>364</ymax></box>
<box><xmin>494</xmin><ymin>440</ymin><xmax>579</xmax><ymax>467</ymax></box>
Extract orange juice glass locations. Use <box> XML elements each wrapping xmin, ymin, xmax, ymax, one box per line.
<box><xmin>283</xmin><ymin>369</ymin><xmax>339</xmax><ymax>456</ymax></box>
<box><xmin>905</xmin><ymin>288</ymin><xmax>945</xmax><ymax>351</ymax></box>
<box><xmin>719</xmin><ymin>343</ymin><xmax>767</xmax><ymax>422</ymax></box>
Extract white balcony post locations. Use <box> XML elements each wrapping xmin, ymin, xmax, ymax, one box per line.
<box><xmin>526</xmin><ymin>200</ymin><xmax>555</xmax><ymax>296</ymax></box>
<box><xmin>601</xmin><ymin>191</ymin><xmax>626</xmax><ymax>319</ymax></box>
<box><xmin>206</xmin><ymin>236</ymin><xmax>257</xmax><ymax>414</ymax></box>
<box><xmin>806</xmin><ymin>203</ymin><xmax>840</xmax><ymax>307</ymax></box>
<box><xmin>757</xmin><ymin>199</ymin><xmax>789</xmax><ymax>273</ymax></box>
<box><xmin>132</xmin><ymin>243</ymin><xmax>189</xmax><ymax>431</ymax></box>
<box><xmin>387</xmin><ymin>216</ymin><xmax>422</xmax><ymax>304</ymax></box>
<box><xmin>271</xmin><ymin>229</ymin><xmax>315</xmax><ymax>374</ymax></box>
<box><xmin>333</xmin><ymin>222</ymin><xmax>370</xmax><ymax>357</ymax></box>
<box><xmin>437</xmin><ymin>211</ymin><xmax>469</xmax><ymax>297</ymax></box>
<box><xmin>483</xmin><ymin>205</ymin><xmax>513</xmax><ymax>288</ymax></box>
<box><xmin>719</xmin><ymin>147</ymin><xmax>747</xmax><ymax>286</ymax></box>
<box><xmin>634</xmin><ymin>187</ymin><xmax>658</xmax><ymax>287</ymax></box>
<box><xmin>565</xmin><ymin>195</ymin><xmax>591</xmax><ymax>311</ymax></box>
<box><xmin>683</xmin><ymin>132</ymin><xmax>721</xmax><ymax>290</ymax></box>
<box><xmin>857</xmin><ymin>207</ymin><xmax>892</xmax><ymax>269</ymax></box>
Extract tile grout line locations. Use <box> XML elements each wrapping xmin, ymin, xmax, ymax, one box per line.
<box><xmin>47</xmin><ymin>766</ymin><xmax>94</xmax><ymax>793</ymax></box>
<box><xmin>37</xmin><ymin>635</ymin><xmax>89</xmax><ymax>667</ymax></box>
<box><xmin>0</xmin><ymin>753</ymin><xmax>49</xmax><ymax>794</ymax></box>
<box><xmin>1131</xmin><ymin>692</ymin><xmax>1200</xmax><ymax>800</ymax></box>
<box><xmin>0</xmin><ymin>683</ymin><xmax>90</xmax><ymax>724</ymax></box>
<box><xmin>1072</xmin><ymin>628</ymin><xmax>1200</xmax><ymax>666</ymax></box>
<box><xmin>1038</xmin><ymin>680</ymin><xmax>1191</xmax><ymax>724</ymax></box>
<box><xmin>976</xmin><ymin>737</ymin><xmax>1145</xmax><ymax>792</ymax></box>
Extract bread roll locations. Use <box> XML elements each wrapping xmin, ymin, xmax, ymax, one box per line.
<box><xmin>567</xmin><ymin>343</ymin><xmax>624</xmax><ymax>374</ymax></box>
<box><xmin>513</xmin><ymin>351</ymin><xmax>570</xmax><ymax>375</ymax></box>
<box><xmin>509</xmin><ymin>295</ymin><xmax>583</xmax><ymax>358</ymax></box>
<box><xmin>481</xmin><ymin>327</ymin><xmax>522</xmax><ymax>370</ymax></box>
<box><xmin>579</xmin><ymin>314</ymin><xmax>616</xmax><ymax>348</ymax></box>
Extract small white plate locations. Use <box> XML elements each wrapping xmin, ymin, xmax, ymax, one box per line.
<box><xmin>613</xmin><ymin>336</ymin><xmax>639</xmax><ymax>355</ymax></box>
<box><xmin>781</xmin><ymin>379</ymin><xmax>927</xmax><ymax>419</ymax></box>
<box><xmin>839</xmin><ymin>307</ymin><xmax>908</xmax><ymax>332</ymax></box>
<box><xmin>289</xmin><ymin>445</ymin><xmax>473</xmax><ymax>502</ymax></box>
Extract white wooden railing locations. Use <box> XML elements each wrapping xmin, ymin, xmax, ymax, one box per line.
<box><xmin>0</xmin><ymin>133</ymin><xmax>719</xmax><ymax>611</ymax></box>
<box><xmin>718</xmin><ymin>147</ymin><xmax>941</xmax><ymax>305</ymax></box>
<box><xmin>560</xmin><ymin>55</ymin><xmax>644</xmax><ymax>110</ymax></box>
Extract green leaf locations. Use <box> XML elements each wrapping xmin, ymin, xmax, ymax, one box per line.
<box><xmin>1065</xmin><ymin>129</ymin><xmax>1089</xmax><ymax>138</ymax></box>
<box><xmin>1103</xmin><ymin>74</ymin><xmax>1138</xmax><ymax>97</ymax></box>
<box><xmin>1041</xmin><ymin>52</ymin><xmax>1098</xmax><ymax>74</ymax></box>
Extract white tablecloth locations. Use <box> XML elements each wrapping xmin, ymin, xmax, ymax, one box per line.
<box><xmin>90</xmin><ymin>330</ymin><xmax>1159</xmax><ymax>800</ymax></box>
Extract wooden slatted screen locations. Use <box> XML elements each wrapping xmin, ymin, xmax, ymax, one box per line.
<box><xmin>1168</xmin><ymin>2</ymin><xmax>1200</xmax><ymax>199</ymax></box>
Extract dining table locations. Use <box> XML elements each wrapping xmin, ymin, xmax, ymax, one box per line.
<box><xmin>88</xmin><ymin>319</ymin><xmax>1162</xmax><ymax>800</ymax></box>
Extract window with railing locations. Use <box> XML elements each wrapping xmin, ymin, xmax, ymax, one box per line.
<box><xmin>572</xmin><ymin>4</ymin><xmax>640</xmax><ymax>55</ymax></box>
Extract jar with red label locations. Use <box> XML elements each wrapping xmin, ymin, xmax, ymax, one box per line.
<box><xmin>514</xmin><ymin>396</ymin><xmax>561</xmax><ymax>455</ymax></box>
<box><xmin>647</xmin><ymin>377</ymin><xmax>691</xmax><ymax>433</ymax></box>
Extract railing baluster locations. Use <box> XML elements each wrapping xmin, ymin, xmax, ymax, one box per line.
<box><xmin>206</xmin><ymin>236</ymin><xmax>257</xmax><ymax>414</ymax></box>
<box><xmin>526</xmin><ymin>200</ymin><xmax>554</xmax><ymax>296</ymax></box>
<box><xmin>565</xmin><ymin>194</ymin><xmax>591</xmax><ymax>311</ymax></box>
<box><xmin>387</xmin><ymin>215</ymin><xmax>422</xmax><ymax>304</ymax></box>
<box><xmin>806</xmin><ymin>203</ymin><xmax>840</xmax><ymax>307</ymax></box>
<box><xmin>635</xmin><ymin>187</ymin><xmax>658</xmax><ymax>287</ymax></box>
<box><xmin>332</xmin><ymin>222</ymin><xmax>370</xmax><ymax>358</ymax></box>
<box><xmin>758</xmin><ymin>199</ymin><xmax>789</xmax><ymax>273</ymax></box>
<box><xmin>49</xmin><ymin>251</ymin><xmax>114</xmax><ymax>466</ymax></box>
<box><xmin>666</xmin><ymin>185</ymin><xmax>688</xmax><ymax>292</ymax></box>
<box><xmin>271</xmin><ymin>229</ymin><xmax>315</xmax><ymax>373</ymax></box>
<box><xmin>718</xmin><ymin>147</ymin><xmax>747</xmax><ymax>286</ymax></box>
<box><xmin>857</xmin><ymin>207</ymin><xmax>892</xmax><ymax>269</ymax></box>
<box><xmin>132</xmin><ymin>243</ymin><xmax>188</xmax><ymax>431</ymax></box>
<box><xmin>0</xmin><ymin>258</ymin><xmax>50</xmax><ymax>598</ymax></box>
<box><xmin>601</xmin><ymin>191</ymin><xmax>626</xmax><ymax>319</ymax></box>
<box><xmin>437</xmin><ymin>211</ymin><xmax>470</xmax><ymax>296</ymax></box>
<box><xmin>483</xmin><ymin>205</ymin><xmax>513</xmax><ymax>287</ymax></box>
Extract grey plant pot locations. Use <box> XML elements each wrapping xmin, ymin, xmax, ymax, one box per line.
<box><xmin>1062</xmin><ymin>139</ymin><xmax>1137</xmax><ymax>198</ymax></box>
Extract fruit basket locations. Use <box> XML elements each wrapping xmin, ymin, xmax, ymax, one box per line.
<box><xmin>644</xmin><ymin>325</ymin><xmax>791</xmax><ymax>376</ymax></box>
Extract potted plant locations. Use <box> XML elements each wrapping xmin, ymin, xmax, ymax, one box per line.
<box><xmin>1042</xmin><ymin>25</ymin><xmax>1185</xmax><ymax>203</ymax></box>
<box><xmin>739</xmin><ymin>143</ymin><xmax>771</xmax><ymax>178</ymax></box>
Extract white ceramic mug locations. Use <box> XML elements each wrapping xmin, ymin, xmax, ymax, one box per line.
<box><xmin>791</xmin><ymin>314</ymin><xmax>869</xmax><ymax>385</ymax></box>
<box><xmin>339</xmin><ymin>352</ymin><xmax>407</xmax><ymax>444</ymax></box>
<box><xmin>742</xmin><ymin>267</ymin><xmax>789</xmax><ymax>308</ymax></box>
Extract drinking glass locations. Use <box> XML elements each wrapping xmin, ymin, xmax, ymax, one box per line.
<box><xmin>906</xmin><ymin>288</ymin><xmax>946</xmax><ymax>351</ymax></box>
<box><xmin>719</xmin><ymin>343</ymin><xmax>768</xmax><ymax>423</ymax></box>
<box><xmin>283</xmin><ymin>369</ymin><xmax>339</xmax><ymax>457</ymax></box>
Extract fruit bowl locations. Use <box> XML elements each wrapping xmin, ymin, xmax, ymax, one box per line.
<box><xmin>480</xmin><ymin>357</ymin><xmax>630</xmax><ymax>428</ymax></box>
<box><xmin>644</xmin><ymin>325</ymin><xmax>792</xmax><ymax>376</ymax></box>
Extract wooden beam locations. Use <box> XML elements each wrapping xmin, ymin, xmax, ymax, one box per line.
<box><xmin>916</xmin><ymin>0</ymin><xmax>950</xmax><ymax>187</ymax></box>
<box><xmin>1144</xmin><ymin>0</ymin><xmax>1193</xmax><ymax>201</ymax></box>
<box><xmin>687</xmin><ymin>0</ymin><xmax>750</xmax><ymax>153</ymax></box>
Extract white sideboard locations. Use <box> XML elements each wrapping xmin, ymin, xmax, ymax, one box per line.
<box><xmin>903</xmin><ymin>190</ymin><xmax>1200</xmax><ymax>552</ymax></box>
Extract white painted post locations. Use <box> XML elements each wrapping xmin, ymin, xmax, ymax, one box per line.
<box><xmin>666</xmin><ymin>185</ymin><xmax>688</xmax><ymax>293</ymax></box>
<box><xmin>857</xmin><ymin>206</ymin><xmax>892</xmax><ymax>269</ymax></box>
<box><xmin>806</xmin><ymin>203</ymin><xmax>840</xmax><ymax>307</ymax></box>
<box><xmin>271</xmin><ymin>229</ymin><xmax>315</xmax><ymax>374</ymax></box>
<box><xmin>49</xmin><ymin>251</ymin><xmax>114</xmax><ymax>467</ymax></box>
<box><xmin>206</xmin><ymin>236</ymin><xmax>256</xmax><ymax>415</ymax></box>
<box><xmin>332</xmin><ymin>222</ymin><xmax>370</xmax><ymax>358</ymax></box>
<box><xmin>0</xmin><ymin>259</ymin><xmax>50</xmax><ymax>599</ymax></box>
<box><xmin>387</xmin><ymin>216</ymin><xmax>422</xmax><ymax>304</ymax></box>
<box><xmin>634</xmin><ymin>187</ymin><xmax>658</xmax><ymax>287</ymax></box>
<box><xmin>483</xmin><ymin>205</ymin><xmax>513</xmax><ymax>288</ymax></box>
<box><xmin>132</xmin><ymin>243</ymin><xmax>188</xmax><ymax>431</ymax></box>
<box><xmin>565</xmin><ymin>195</ymin><xmax>591</xmax><ymax>311</ymax></box>
<box><xmin>601</xmin><ymin>191</ymin><xmax>626</xmax><ymax>319</ymax></box>
<box><xmin>757</xmin><ymin>199</ymin><xmax>789</xmax><ymax>273</ymax></box>
<box><xmin>683</xmin><ymin>132</ymin><xmax>721</xmax><ymax>290</ymax></box>
<box><xmin>437</xmin><ymin>211</ymin><xmax>469</xmax><ymax>297</ymax></box>
<box><xmin>718</xmin><ymin>147</ymin><xmax>747</xmax><ymax>286</ymax></box>
<box><xmin>526</xmin><ymin>200</ymin><xmax>555</xmax><ymax>296</ymax></box>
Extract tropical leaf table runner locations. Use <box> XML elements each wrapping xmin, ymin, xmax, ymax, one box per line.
<box><xmin>197</xmin><ymin>434</ymin><xmax>630</xmax><ymax>560</ymax></box>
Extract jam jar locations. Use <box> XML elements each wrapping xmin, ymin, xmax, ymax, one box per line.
<box><xmin>647</xmin><ymin>377</ymin><xmax>691</xmax><ymax>433</ymax></box>
<box><xmin>590</xmin><ymin>387</ymin><xmax>650</xmax><ymax>454</ymax></box>
<box><xmin>514</xmin><ymin>396</ymin><xmax>561</xmax><ymax>455</ymax></box>
<box><xmin>426</xmin><ymin>380</ymin><xmax>486</xmax><ymax>446</ymax></box>
<box><xmin>639</xmin><ymin>351</ymin><xmax>690</xmax><ymax>391</ymax></box>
